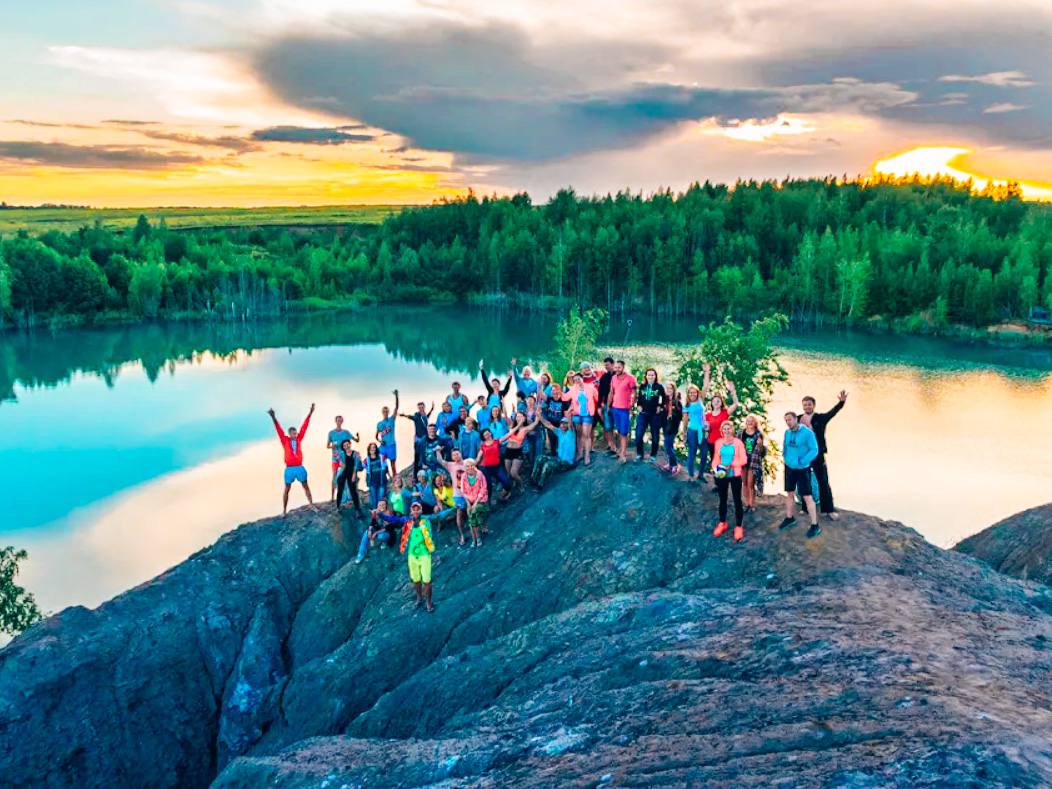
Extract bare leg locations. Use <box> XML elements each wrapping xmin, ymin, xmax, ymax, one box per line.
<box><xmin>456</xmin><ymin>509</ymin><xmax>465</xmax><ymax>545</ymax></box>
<box><xmin>282</xmin><ymin>484</ymin><xmax>291</xmax><ymax>516</ymax></box>
<box><xmin>510</xmin><ymin>459</ymin><xmax>523</xmax><ymax>482</ymax></box>
<box><xmin>618</xmin><ymin>433</ymin><xmax>628</xmax><ymax>462</ymax></box>
<box><xmin>742</xmin><ymin>470</ymin><xmax>754</xmax><ymax>508</ymax></box>
<box><xmin>803</xmin><ymin>496</ymin><xmax>818</xmax><ymax>525</ymax></box>
<box><xmin>302</xmin><ymin>482</ymin><xmax>318</xmax><ymax>512</ymax></box>
<box><xmin>784</xmin><ymin>493</ymin><xmax>796</xmax><ymax>519</ymax></box>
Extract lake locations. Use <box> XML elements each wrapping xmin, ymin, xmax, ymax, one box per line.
<box><xmin>3</xmin><ymin>307</ymin><xmax>1051</xmax><ymax>617</ymax></box>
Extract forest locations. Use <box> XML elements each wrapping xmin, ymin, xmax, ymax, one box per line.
<box><xmin>2</xmin><ymin>177</ymin><xmax>1050</xmax><ymax>335</ymax></box>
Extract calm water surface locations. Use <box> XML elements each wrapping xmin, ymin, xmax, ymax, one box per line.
<box><xmin>2</xmin><ymin>307</ymin><xmax>1050</xmax><ymax>616</ymax></box>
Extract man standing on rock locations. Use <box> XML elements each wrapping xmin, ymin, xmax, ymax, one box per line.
<box><xmin>400</xmin><ymin>501</ymin><xmax>436</xmax><ymax>613</ymax></box>
<box><xmin>779</xmin><ymin>411</ymin><xmax>821</xmax><ymax>538</ymax></box>
<box><xmin>609</xmin><ymin>360</ymin><xmax>638</xmax><ymax>464</ymax></box>
<box><xmin>268</xmin><ymin>403</ymin><xmax>318</xmax><ymax>516</ymax></box>
<box><xmin>400</xmin><ymin>399</ymin><xmax>434</xmax><ymax>475</ymax></box>
<box><xmin>800</xmin><ymin>391</ymin><xmax>848</xmax><ymax>520</ymax></box>
<box><xmin>376</xmin><ymin>390</ymin><xmax>399</xmax><ymax>475</ymax></box>
<box><xmin>595</xmin><ymin>357</ymin><xmax>616</xmax><ymax>454</ymax></box>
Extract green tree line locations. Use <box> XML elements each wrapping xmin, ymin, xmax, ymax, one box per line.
<box><xmin>3</xmin><ymin>177</ymin><xmax>1051</xmax><ymax>332</ymax></box>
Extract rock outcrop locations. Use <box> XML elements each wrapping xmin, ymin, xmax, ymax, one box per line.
<box><xmin>3</xmin><ymin>462</ymin><xmax>1052</xmax><ymax>788</ymax></box>
<box><xmin>956</xmin><ymin>502</ymin><xmax>1052</xmax><ymax>586</ymax></box>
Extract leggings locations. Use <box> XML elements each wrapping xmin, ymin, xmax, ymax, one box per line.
<box><xmin>635</xmin><ymin>411</ymin><xmax>661</xmax><ymax>457</ymax></box>
<box><xmin>716</xmin><ymin>476</ymin><xmax>744</xmax><ymax>526</ymax></box>
<box><xmin>686</xmin><ymin>429</ymin><xmax>707</xmax><ymax>477</ymax></box>
<box><xmin>336</xmin><ymin>471</ymin><xmax>362</xmax><ymax>511</ymax></box>
<box><xmin>482</xmin><ymin>464</ymin><xmax>512</xmax><ymax>493</ymax></box>
<box><xmin>663</xmin><ymin>431</ymin><xmax>679</xmax><ymax>467</ymax></box>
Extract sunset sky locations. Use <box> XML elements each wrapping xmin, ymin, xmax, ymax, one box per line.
<box><xmin>3</xmin><ymin>0</ymin><xmax>1051</xmax><ymax>206</ymax></box>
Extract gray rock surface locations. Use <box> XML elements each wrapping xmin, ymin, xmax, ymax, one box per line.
<box><xmin>3</xmin><ymin>461</ymin><xmax>1052</xmax><ymax>788</ymax></box>
<box><xmin>956</xmin><ymin>502</ymin><xmax>1052</xmax><ymax>586</ymax></box>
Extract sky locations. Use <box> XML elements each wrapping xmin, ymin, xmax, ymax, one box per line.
<box><xmin>1</xmin><ymin>0</ymin><xmax>1051</xmax><ymax>207</ymax></box>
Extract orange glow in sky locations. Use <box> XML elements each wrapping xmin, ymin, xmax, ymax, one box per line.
<box><xmin>873</xmin><ymin>147</ymin><xmax>1052</xmax><ymax>201</ymax></box>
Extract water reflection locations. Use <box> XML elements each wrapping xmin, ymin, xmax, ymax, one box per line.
<box><xmin>1</xmin><ymin>307</ymin><xmax>1050</xmax><ymax>616</ymax></box>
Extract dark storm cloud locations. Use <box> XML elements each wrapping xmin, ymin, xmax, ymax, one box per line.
<box><xmin>0</xmin><ymin>141</ymin><xmax>204</xmax><ymax>169</ymax></box>
<box><xmin>253</xmin><ymin>25</ymin><xmax>797</xmax><ymax>160</ymax></box>
<box><xmin>250</xmin><ymin>126</ymin><xmax>376</xmax><ymax>144</ymax></box>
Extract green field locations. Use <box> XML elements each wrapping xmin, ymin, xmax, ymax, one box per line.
<box><xmin>0</xmin><ymin>204</ymin><xmax>408</xmax><ymax>234</ymax></box>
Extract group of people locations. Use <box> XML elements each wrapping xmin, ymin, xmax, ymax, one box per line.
<box><xmin>267</xmin><ymin>357</ymin><xmax>847</xmax><ymax>614</ymax></box>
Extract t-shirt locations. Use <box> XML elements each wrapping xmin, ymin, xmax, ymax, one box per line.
<box><xmin>444</xmin><ymin>460</ymin><xmax>465</xmax><ymax>496</ymax></box>
<box><xmin>409</xmin><ymin>412</ymin><xmax>429</xmax><ymax>438</ymax></box>
<box><xmin>458</xmin><ymin>429</ymin><xmax>481</xmax><ymax>461</ymax></box>
<box><xmin>488</xmin><ymin>420</ymin><xmax>508</xmax><ymax>440</ymax></box>
<box><xmin>480</xmin><ymin>441</ymin><xmax>502</xmax><ymax>466</ymax></box>
<box><xmin>610</xmin><ymin>373</ymin><xmax>638</xmax><ymax>409</ymax></box>
<box><xmin>685</xmin><ymin>401</ymin><xmax>706</xmax><ymax>432</ymax></box>
<box><xmin>377</xmin><ymin>417</ymin><xmax>396</xmax><ymax>445</ymax></box>
<box><xmin>447</xmin><ymin>393</ymin><xmax>469</xmax><ymax>413</ymax></box>
<box><xmin>741</xmin><ymin>430</ymin><xmax>760</xmax><ymax>457</ymax></box>
<box><xmin>542</xmin><ymin>397</ymin><xmax>567</xmax><ymax>423</ymax></box>
<box><xmin>388</xmin><ymin>489</ymin><xmax>407</xmax><ymax>514</ymax></box>
<box><xmin>556</xmin><ymin>428</ymin><xmax>577</xmax><ymax>464</ymax></box>
<box><xmin>577</xmin><ymin>391</ymin><xmax>589</xmax><ymax>416</ymax></box>
<box><xmin>596</xmin><ymin>371</ymin><xmax>613</xmax><ymax>405</ymax></box>
<box><xmin>705</xmin><ymin>408</ymin><xmax>730</xmax><ymax>445</ymax></box>
<box><xmin>327</xmin><ymin>429</ymin><xmax>352</xmax><ymax>461</ymax></box>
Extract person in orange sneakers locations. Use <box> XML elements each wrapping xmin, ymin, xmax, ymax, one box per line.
<box><xmin>711</xmin><ymin>420</ymin><xmax>748</xmax><ymax>541</ymax></box>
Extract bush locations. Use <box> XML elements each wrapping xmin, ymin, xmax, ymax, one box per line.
<box><xmin>1</xmin><ymin>546</ymin><xmax>42</xmax><ymax>636</ymax></box>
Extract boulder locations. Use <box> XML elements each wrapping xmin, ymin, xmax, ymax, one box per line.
<box><xmin>955</xmin><ymin>503</ymin><xmax>1052</xmax><ymax>586</ymax></box>
<box><xmin>3</xmin><ymin>461</ymin><xmax>1052</xmax><ymax>788</ymax></box>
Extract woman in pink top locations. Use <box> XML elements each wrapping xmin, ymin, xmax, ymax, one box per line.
<box><xmin>701</xmin><ymin>363</ymin><xmax>740</xmax><ymax>485</ymax></box>
<box><xmin>561</xmin><ymin>372</ymin><xmax>599</xmax><ymax>465</ymax></box>
<box><xmin>711</xmin><ymin>420</ymin><xmax>748</xmax><ymax>542</ymax></box>
<box><xmin>460</xmin><ymin>458</ymin><xmax>489</xmax><ymax>548</ymax></box>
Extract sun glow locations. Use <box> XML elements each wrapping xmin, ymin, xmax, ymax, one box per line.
<box><xmin>873</xmin><ymin>147</ymin><xmax>1052</xmax><ymax>201</ymax></box>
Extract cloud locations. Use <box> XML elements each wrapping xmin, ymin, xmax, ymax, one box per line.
<box><xmin>939</xmin><ymin>71</ymin><xmax>1036</xmax><ymax>88</ymax></box>
<box><xmin>250</xmin><ymin>126</ymin><xmax>376</xmax><ymax>144</ymax></box>
<box><xmin>7</xmin><ymin>119</ymin><xmax>97</xmax><ymax>130</ymax></box>
<box><xmin>137</xmin><ymin>130</ymin><xmax>261</xmax><ymax>151</ymax></box>
<box><xmin>103</xmin><ymin>119</ymin><xmax>159</xmax><ymax>126</ymax></box>
<box><xmin>0</xmin><ymin>141</ymin><xmax>205</xmax><ymax>169</ymax></box>
<box><xmin>983</xmin><ymin>102</ymin><xmax>1028</xmax><ymax>114</ymax></box>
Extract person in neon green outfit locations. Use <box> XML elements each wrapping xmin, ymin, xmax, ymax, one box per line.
<box><xmin>399</xmin><ymin>501</ymin><xmax>436</xmax><ymax>612</ymax></box>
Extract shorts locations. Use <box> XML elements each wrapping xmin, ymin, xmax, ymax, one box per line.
<box><xmin>505</xmin><ymin>446</ymin><xmax>523</xmax><ymax>461</ymax></box>
<box><xmin>284</xmin><ymin>465</ymin><xmax>308</xmax><ymax>485</ymax></box>
<box><xmin>331</xmin><ymin>460</ymin><xmax>341</xmax><ymax>475</ymax></box>
<box><xmin>784</xmin><ymin>467</ymin><xmax>813</xmax><ymax>498</ymax></box>
<box><xmin>572</xmin><ymin>414</ymin><xmax>593</xmax><ymax>426</ymax></box>
<box><xmin>379</xmin><ymin>443</ymin><xmax>397</xmax><ymax>462</ymax></box>
<box><xmin>453</xmin><ymin>495</ymin><xmax>467</xmax><ymax>510</ymax></box>
<box><xmin>408</xmin><ymin>553</ymin><xmax>432</xmax><ymax>584</ymax></box>
<box><xmin>602</xmin><ymin>406</ymin><xmax>614</xmax><ymax>431</ymax></box>
<box><xmin>610</xmin><ymin>407</ymin><xmax>630</xmax><ymax>436</ymax></box>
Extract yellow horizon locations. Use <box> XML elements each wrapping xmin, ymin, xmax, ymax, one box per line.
<box><xmin>873</xmin><ymin>147</ymin><xmax>1052</xmax><ymax>202</ymax></box>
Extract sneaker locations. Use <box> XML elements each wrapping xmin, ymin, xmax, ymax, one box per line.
<box><xmin>827</xmin><ymin>511</ymin><xmax>840</xmax><ymax>521</ymax></box>
<box><xmin>806</xmin><ymin>523</ymin><xmax>822</xmax><ymax>539</ymax></box>
<box><xmin>668</xmin><ymin>465</ymin><xmax>680</xmax><ymax>476</ymax></box>
<box><xmin>778</xmin><ymin>517</ymin><xmax>797</xmax><ymax>531</ymax></box>
<box><xmin>354</xmin><ymin>556</ymin><xmax>364</xmax><ymax>565</ymax></box>
<box><xmin>733</xmin><ymin>525</ymin><xmax>744</xmax><ymax>542</ymax></box>
<box><xmin>713</xmin><ymin>521</ymin><xmax>729</xmax><ymax>537</ymax></box>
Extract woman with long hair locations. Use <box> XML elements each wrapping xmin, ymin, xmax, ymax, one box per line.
<box><xmin>711</xmin><ymin>420</ymin><xmax>748</xmax><ymax>542</ymax></box>
<box><xmin>681</xmin><ymin>384</ymin><xmax>705</xmax><ymax>480</ymax></box>
<box><xmin>361</xmin><ymin>442</ymin><xmax>390</xmax><ymax>509</ymax></box>
<box><xmin>477</xmin><ymin>428</ymin><xmax>513</xmax><ymax>501</ymax></box>
<box><xmin>703</xmin><ymin>373</ymin><xmax>741</xmax><ymax>485</ymax></box>
<box><xmin>335</xmin><ymin>439</ymin><xmax>363</xmax><ymax>515</ymax></box>
<box><xmin>661</xmin><ymin>382</ymin><xmax>683</xmax><ymax>475</ymax></box>
<box><xmin>500</xmin><ymin>410</ymin><xmax>542</xmax><ymax>486</ymax></box>
<box><xmin>561</xmin><ymin>372</ymin><xmax>598</xmax><ymax>465</ymax></box>
<box><xmin>634</xmin><ymin>367</ymin><xmax>666</xmax><ymax>462</ymax></box>
<box><xmin>740</xmin><ymin>414</ymin><xmax>766</xmax><ymax>512</ymax></box>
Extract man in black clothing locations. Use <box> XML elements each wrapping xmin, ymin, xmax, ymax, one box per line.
<box><xmin>596</xmin><ymin>356</ymin><xmax>616</xmax><ymax>453</ymax></box>
<box><xmin>400</xmin><ymin>400</ymin><xmax>434</xmax><ymax>474</ymax></box>
<box><xmin>800</xmin><ymin>390</ymin><xmax>848</xmax><ymax>519</ymax></box>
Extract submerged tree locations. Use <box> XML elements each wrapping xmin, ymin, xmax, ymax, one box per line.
<box><xmin>1</xmin><ymin>546</ymin><xmax>42</xmax><ymax>636</ymax></box>
<box><xmin>547</xmin><ymin>307</ymin><xmax>608</xmax><ymax>383</ymax></box>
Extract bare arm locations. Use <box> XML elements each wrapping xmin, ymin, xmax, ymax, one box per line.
<box><xmin>701</xmin><ymin>363</ymin><xmax>712</xmax><ymax>399</ymax></box>
<box><xmin>725</xmin><ymin>382</ymin><xmax>740</xmax><ymax>416</ymax></box>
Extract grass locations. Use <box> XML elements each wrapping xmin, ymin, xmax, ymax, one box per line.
<box><xmin>0</xmin><ymin>204</ymin><xmax>408</xmax><ymax>234</ymax></box>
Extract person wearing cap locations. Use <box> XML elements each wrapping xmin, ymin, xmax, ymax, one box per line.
<box><xmin>531</xmin><ymin>414</ymin><xmax>577</xmax><ymax>488</ymax></box>
<box><xmin>460</xmin><ymin>458</ymin><xmax>489</xmax><ymax>548</ymax></box>
<box><xmin>399</xmin><ymin>501</ymin><xmax>437</xmax><ymax>612</ymax></box>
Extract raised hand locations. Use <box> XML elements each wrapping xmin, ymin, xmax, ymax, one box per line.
<box><xmin>703</xmin><ymin>362</ymin><xmax>711</xmax><ymax>374</ymax></box>
<box><xmin>309</xmin><ymin>403</ymin><xmax>316</xmax><ymax>413</ymax></box>
<box><xmin>838</xmin><ymin>389</ymin><xmax>849</xmax><ymax>403</ymax></box>
<box><xmin>267</xmin><ymin>408</ymin><xmax>276</xmax><ymax>418</ymax></box>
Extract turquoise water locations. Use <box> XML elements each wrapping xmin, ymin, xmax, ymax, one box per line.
<box><xmin>2</xmin><ymin>307</ymin><xmax>1051</xmax><ymax>614</ymax></box>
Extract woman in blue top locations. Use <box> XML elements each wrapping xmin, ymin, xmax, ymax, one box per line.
<box><xmin>361</xmin><ymin>442</ymin><xmax>391</xmax><ymax>509</ymax></box>
<box><xmin>486</xmin><ymin>406</ymin><xmax>509</xmax><ymax>440</ymax></box>
<box><xmin>681</xmin><ymin>384</ymin><xmax>707</xmax><ymax>481</ymax></box>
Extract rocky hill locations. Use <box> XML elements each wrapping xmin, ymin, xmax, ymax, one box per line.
<box><xmin>3</xmin><ymin>461</ymin><xmax>1052</xmax><ymax>788</ymax></box>
<box><xmin>956</xmin><ymin>503</ymin><xmax>1052</xmax><ymax>586</ymax></box>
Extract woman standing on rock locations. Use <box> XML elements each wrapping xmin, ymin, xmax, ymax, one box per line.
<box><xmin>681</xmin><ymin>384</ymin><xmax>706</xmax><ymax>480</ymax></box>
<box><xmin>562</xmin><ymin>371</ymin><xmax>598</xmax><ymax>465</ymax></box>
<box><xmin>703</xmin><ymin>373</ymin><xmax>741</xmax><ymax>486</ymax></box>
<box><xmin>711</xmin><ymin>420</ymin><xmax>748</xmax><ymax>542</ymax></box>
<box><xmin>477</xmin><ymin>428</ymin><xmax>513</xmax><ymax>501</ymax></box>
<box><xmin>740</xmin><ymin>415</ymin><xmax>766</xmax><ymax>512</ymax></box>
<box><xmin>662</xmin><ymin>382</ymin><xmax>683</xmax><ymax>475</ymax></box>
<box><xmin>335</xmin><ymin>439</ymin><xmax>364</xmax><ymax>515</ymax></box>
<box><xmin>361</xmin><ymin>442</ymin><xmax>391</xmax><ymax>510</ymax></box>
<box><xmin>460</xmin><ymin>458</ymin><xmax>489</xmax><ymax>548</ymax></box>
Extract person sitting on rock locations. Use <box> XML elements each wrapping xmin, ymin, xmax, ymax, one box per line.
<box><xmin>531</xmin><ymin>416</ymin><xmax>577</xmax><ymax>489</ymax></box>
<box><xmin>267</xmin><ymin>403</ymin><xmax>318</xmax><ymax>516</ymax></box>
<box><xmin>356</xmin><ymin>499</ymin><xmax>397</xmax><ymax>564</ymax></box>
